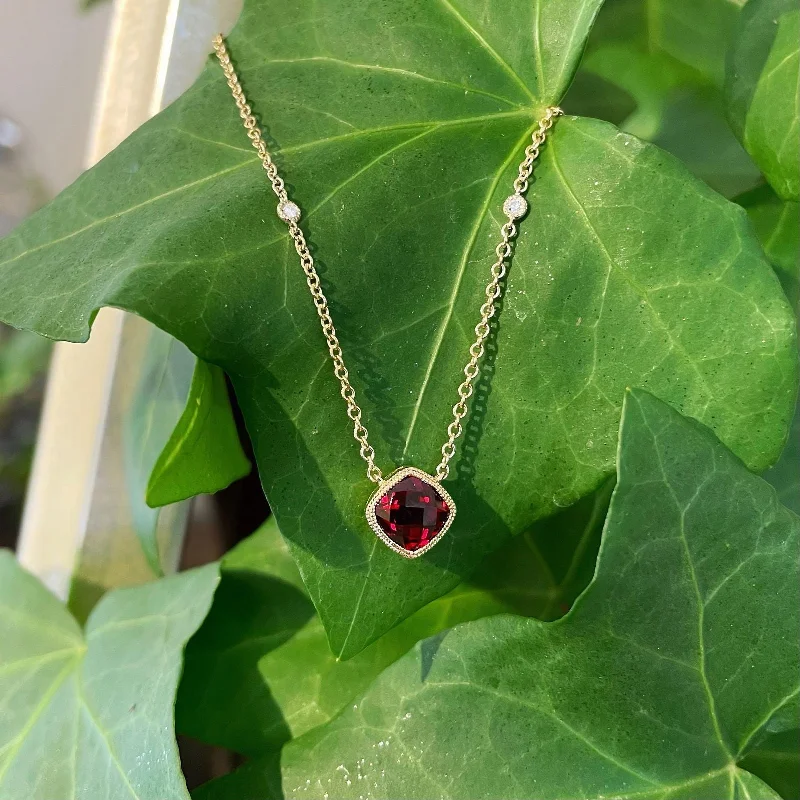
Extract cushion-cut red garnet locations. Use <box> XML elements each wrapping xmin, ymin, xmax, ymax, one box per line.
<box><xmin>375</xmin><ymin>475</ymin><xmax>450</xmax><ymax>552</ymax></box>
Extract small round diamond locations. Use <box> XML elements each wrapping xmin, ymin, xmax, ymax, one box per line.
<box><xmin>277</xmin><ymin>201</ymin><xmax>301</xmax><ymax>222</ymax></box>
<box><xmin>503</xmin><ymin>194</ymin><xmax>528</xmax><ymax>219</ymax></box>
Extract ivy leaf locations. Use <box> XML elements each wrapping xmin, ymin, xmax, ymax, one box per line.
<box><xmin>0</xmin><ymin>0</ymin><xmax>796</xmax><ymax>658</ymax></box>
<box><xmin>567</xmin><ymin>0</ymin><xmax>761</xmax><ymax>198</ymax></box>
<box><xmin>0</xmin><ymin>327</ymin><xmax>50</xmax><ymax>405</ymax></box>
<box><xmin>726</xmin><ymin>0</ymin><xmax>800</xmax><ymax>201</ymax></box>
<box><xmin>579</xmin><ymin>43</ymin><xmax>690</xmax><ymax>140</ymax></box>
<box><xmin>208</xmin><ymin>389</ymin><xmax>799</xmax><ymax>800</ymax></box>
<box><xmin>741</xmin><ymin>729</ymin><xmax>800</xmax><ymax>800</ymax></box>
<box><xmin>0</xmin><ymin>552</ymin><xmax>219</xmax><ymax>799</ymax></box>
<box><xmin>177</xmin><ymin>482</ymin><xmax>611</xmax><ymax>758</ymax></box>
<box><xmin>763</xmin><ymin>398</ymin><xmax>800</xmax><ymax>520</ymax></box>
<box><xmin>738</xmin><ymin>185</ymin><xmax>800</xmax><ymax>307</ymax></box>
<box><xmin>144</xmin><ymin>350</ymin><xmax>250</xmax><ymax>508</ymax></box>
<box><xmin>124</xmin><ymin>327</ymin><xmax>249</xmax><ymax>572</ymax></box>
<box><xmin>648</xmin><ymin>0</ymin><xmax>742</xmax><ymax>86</ymax></box>
<box><xmin>737</xmin><ymin>183</ymin><xmax>799</xmax><ymax>517</ymax></box>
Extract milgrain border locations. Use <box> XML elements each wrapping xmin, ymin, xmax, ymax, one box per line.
<box><xmin>365</xmin><ymin>466</ymin><xmax>456</xmax><ymax>559</ymax></box>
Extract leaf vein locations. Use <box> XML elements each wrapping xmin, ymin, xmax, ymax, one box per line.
<box><xmin>434</xmin><ymin>0</ymin><xmax>536</xmax><ymax>103</ymax></box>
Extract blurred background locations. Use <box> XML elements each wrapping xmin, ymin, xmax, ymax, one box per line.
<box><xmin>1</xmin><ymin>0</ymin><xmax>110</xmax><ymax>548</ymax></box>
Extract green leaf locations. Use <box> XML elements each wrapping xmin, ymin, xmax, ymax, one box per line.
<box><xmin>0</xmin><ymin>552</ymin><xmax>219</xmax><ymax>799</ymax></box>
<box><xmin>763</xmin><ymin>399</ymin><xmax>800</xmax><ymax>518</ymax></box>
<box><xmin>0</xmin><ymin>326</ymin><xmax>50</xmax><ymax>508</ymax></box>
<box><xmin>579</xmin><ymin>43</ymin><xmax>690</xmax><ymax>140</ymax></box>
<box><xmin>207</xmin><ymin>389</ymin><xmax>800</xmax><ymax>799</ymax></box>
<box><xmin>648</xmin><ymin>87</ymin><xmax>763</xmax><ymax>199</ymax></box>
<box><xmin>738</xmin><ymin>185</ymin><xmax>800</xmax><ymax>307</ymax></box>
<box><xmin>649</xmin><ymin>0</ymin><xmax>742</xmax><ymax>86</ymax></box>
<box><xmin>146</xmin><ymin>354</ymin><xmax>250</xmax><ymax>507</ymax></box>
<box><xmin>124</xmin><ymin>327</ymin><xmax>249</xmax><ymax>571</ymax></box>
<box><xmin>0</xmin><ymin>327</ymin><xmax>50</xmax><ymax>406</ymax></box>
<box><xmin>736</xmin><ymin>184</ymin><xmax>799</xmax><ymax>515</ymax></box>
<box><xmin>177</xmin><ymin>481</ymin><xmax>611</xmax><ymax>757</ymax></box>
<box><xmin>726</xmin><ymin>0</ymin><xmax>800</xmax><ymax>201</ymax></box>
<box><xmin>0</xmin><ymin>0</ymin><xmax>796</xmax><ymax>658</ymax></box>
<box><xmin>741</xmin><ymin>729</ymin><xmax>800</xmax><ymax>800</ymax></box>
<box><xmin>567</xmin><ymin>0</ymin><xmax>762</xmax><ymax>198</ymax></box>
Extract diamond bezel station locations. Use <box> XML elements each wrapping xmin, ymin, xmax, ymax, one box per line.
<box><xmin>503</xmin><ymin>193</ymin><xmax>528</xmax><ymax>219</ymax></box>
<box><xmin>277</xmin><ymin>200</ymin><xmax>301</xmax><ymax>222</ymax></box>
<box><xmin>365</xmin><ymin>467</ymin><xmax>456</xmax><ymax>558</ymax></box>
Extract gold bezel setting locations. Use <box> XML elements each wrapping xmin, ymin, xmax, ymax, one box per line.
<box><xmin>365</xmin><ymin>467</ymin><xmax>456</xmax><ymax>559</ymax></box>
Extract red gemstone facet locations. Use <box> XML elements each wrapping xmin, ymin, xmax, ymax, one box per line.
<box><xmin>374</xmin><ymin>475</ymin><xmax>450</xmax><ymax>552</ymax></box>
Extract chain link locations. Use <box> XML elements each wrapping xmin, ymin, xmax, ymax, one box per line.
<box><xmin>213</xmin><ymin>35</ymin><xmax>561</xmax><ymax>484</ymax></box>
<box><xmin>435</xmin><ymin>105</ymin><xmax>561</xmax><ymax>480</ymax></box>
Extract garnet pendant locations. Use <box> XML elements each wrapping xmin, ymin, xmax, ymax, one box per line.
<box><xmin>365</xmin><ymin>467</ymin><xmax>455</xmax><ymax>558</ymax></box>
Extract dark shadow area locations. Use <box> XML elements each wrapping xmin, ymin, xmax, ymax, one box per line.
<box><xmin>561</xmin><ymin>70</ymin><xmax>637</xmax><ymax>128</ymax></box>
<box><xmin>190</xmin><ymin>749</ymin><xmax>284</xmax><ymax>800</ymax></box>
<box><xmin>209</xmin><ymin>375</ymin><xmax>271</xmax><ymax>545</ymax></box>
<box><xmin>420</xmin><ymin>629</ymin><xmax>450</xmax><ymax>682</ymax></box>
<box><xmin>465</xmin><ymin>480</ymin><xmax>613</xmax><ymax>619</ymax></box>
<box><xmin>178</xmin><ymin>735</ymin><xmax>242</xmax><ymax>793</ymax></box>
<box><xmin>176</xmin><ymin>567</ymin><xmax>315</xmax><ymax>758</ymax></box>
<box><xmin>0</xmin><ymin>330</ymin><xmax>49</xmax><ymax>552</ymax></box>
<box><xmin>232</xmin><ymin>371</ymin><xmax>372</xmax><ymax>569</ymax></box>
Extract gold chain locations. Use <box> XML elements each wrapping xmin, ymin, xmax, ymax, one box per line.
<box><xmin>213</xmin><ymin>34</ymin><xmax>562</xmax><ymax>484</ymax></box>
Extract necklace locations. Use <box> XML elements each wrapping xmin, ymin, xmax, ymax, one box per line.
<box><xmin>213</xmin><ymin>35</ymin><xmax>562</xmax><ymax>558</ymax></box>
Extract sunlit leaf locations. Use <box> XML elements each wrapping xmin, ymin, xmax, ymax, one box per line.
<box><xmin>0</xmin><ymin>553</ymin><xmax>219</xmax><ymax>799</ymax></box>
<box><xmin>124</xmin><ymin>327</ymin><xmax>249</xmax><ymax>571</ymax></box>
<box><xmin>726</xmin><ymin>0</ymin><xmax>800</xmax><ymax>200</ymax></box>
<box><xmin>0</xmin><ymin>0</ymin><xmax>795</xmax><ymax>657</ymax></box>
<box><xmin>177</xmin><ymin>481</ymin><xmax>611</xmax><ymax>757</ymax></box>
<box><xmin>204</xmin><ymin>390</ymin><xmax>799</xmax><ymax>799</ymax></box>
<box><xmin>146</xmin><ymin>356</ymin><xmax>250</xmax><ymax>508</ymax></box>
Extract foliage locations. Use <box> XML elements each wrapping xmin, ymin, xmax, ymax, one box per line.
<box><xmin>566</xmin><ymin>0</ymin><xmax>762</xmax><ymax>198</ymax></box>
<box><xmin>726</xmin><ymin>0</ymin><xmax>800</xmax><ymax>200</ymax></box>
<box><xmin>176</xmin><ymin>481</ymin><xmax>610</xmax><ymax>757</ymax></box>
<box><xmin>124</xmin><ymin>327</ymin><xmax>250</xmax><ymax>572</ymax></box>
<box><xmin>208</xmin><ymin>390</ymin><xmax>798</xmax><ymax>799</ymax></box>
<box><xmin>0</xmin><ymin>553</ymin><xmax>218</xmax><ymax>798</ymax></box>
<box><xmin>0</xmin><ymin>0</ymin><xmax>796</xmax><ymax>661</ymax></box>
<box><xmin>0</xmin><ymin>0</ymin><xmax>797</xmax><ymax>798</ymax></box>
<box><xmin>145</xmin><ymin>352</ymin><xmax>250</xmax><ymax>508</ymax></box>
<box><xmin>0</xmin><ymin>328</ymin><xmax>50</xmax><ymax>407</ymax></box>
<box><xmin>0</xmin><ymin>325</ymin><xmax>50</xmax><ymax>540</ymax></box>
